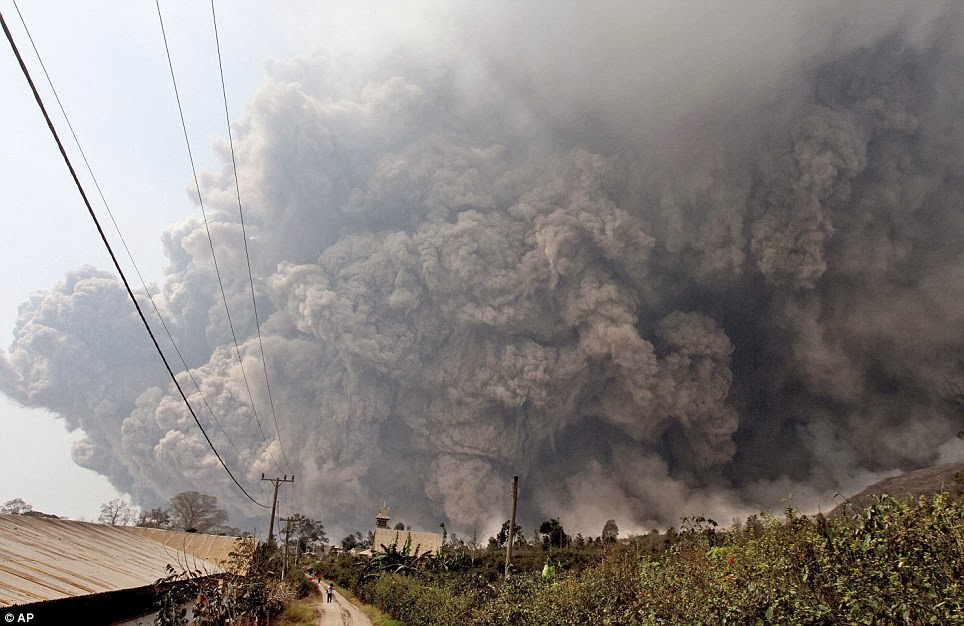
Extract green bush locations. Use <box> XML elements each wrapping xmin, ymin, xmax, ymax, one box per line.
<box><xmin>322</xmin><ymin>493</ymin><xmax>964</xmax><ymax>625</ymax></box>
<box><xmin>286</xmin><ymin>566</ymin><xmax>319</xmax><ymax>599</ymax></box>
<box><xmin>364</xmin><ymin>573</ymin><xmax>474</xmax><ymax>626</ymax></box>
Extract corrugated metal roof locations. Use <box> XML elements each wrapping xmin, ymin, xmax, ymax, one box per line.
<box><xmin>123</xmin><ymin>526</ymin><xmax>253</xmax><ymax>571</ymax></box>
<box><xmin>0</xmin><ymin>514</ymin><xmax>245</xmax><ymax>606</ymax></box>
<box><xmin>373</xmin><ymin>528</ymin><xmax>441</xmax><ymax>555</ymax></box>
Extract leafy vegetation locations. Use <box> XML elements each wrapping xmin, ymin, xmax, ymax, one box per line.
<box><xmin>153</xmin><ymin>539</ymin><xmax>317</xmax><ymax>625</ymax></box>
<box><xmin>271</xmin><ymin>598</ymin><xmax>318</xmax><ymax>626</ymax></box>
<box><xmin>166</xmin><ymin>491</ymin><xmax>230</xmax><ymax>534</ymax></box>
<box><xmin>1</xmin><ymin>497</ymin><xmax>60</xmax><ymax>518</ymax></box>
<box><xmin>285</xmin><ymin>512</ymin><xmax>328</xmax><ymax>556</ymax></box>
<box><xmin>320</xmin><ymin>493</ymin><xmax>964</xmax><ymax>625</ymax></box>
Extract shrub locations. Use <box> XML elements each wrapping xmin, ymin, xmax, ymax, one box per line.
<box><xmin>364</xmin><ymin>573</ymin><xmax>474</xmax><ymax>626</ymax></box>
<box><xmin>322</xmin><ymin>493</ymin><xmax>964</xmax><ymax>625</ymax></box>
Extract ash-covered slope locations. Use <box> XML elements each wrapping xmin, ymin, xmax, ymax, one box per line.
<box><xmin>831</xmin><ymin>462</ymin><xmax>964</xmax><ymax>516</ymax></box>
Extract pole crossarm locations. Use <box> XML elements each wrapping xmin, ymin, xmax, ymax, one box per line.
<box><xmin>261</xmin><ymin>473</ymin><xmax>295</xmax><ymax>545</ymax></box>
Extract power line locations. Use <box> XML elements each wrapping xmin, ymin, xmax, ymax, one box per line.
<box><xmin>210</xmin><ymin>0</ymin><xmax>292</xmax><ymax>474</ymax></box>
<box><xmin>0</xmin><ymin>7</ymin><xmax>269</xmax><ymax>509</ymax></box>
<box><xmin>262</xmin><ymin>473</ymin><xmax>295</xmax><ymax>545</ymax></box>
<box><xmin>8</xmin><ymin>0</ymin><xmax>266</xmax><ymax>497</ymax></box>
<box><xmin>154</xmin><ymin>0</ymin><xmax>284</xmax><ymax>475</ymax></box>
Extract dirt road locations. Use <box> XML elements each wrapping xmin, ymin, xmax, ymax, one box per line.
<box><xmin>310</xmin><ymin>580</ymin><xmax>374</xmax><ymax>626</ymax></box>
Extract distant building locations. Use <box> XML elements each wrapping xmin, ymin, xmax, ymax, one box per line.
<box><xmin>376</xmin><ymin>504</ymin><xmax>391</xmax><ymax>529</ymax></box>
<box><xmin>371</xmin><ymin>505</ymin><xmax>440</xmax><ymax>556</ymax></box>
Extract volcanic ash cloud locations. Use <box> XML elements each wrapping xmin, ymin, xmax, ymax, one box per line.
<box><xmin>2</xmin><ymin>3</ymin><xmax>963</xmax><ymax>535</ymax></box>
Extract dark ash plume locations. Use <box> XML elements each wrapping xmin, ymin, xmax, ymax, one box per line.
<box><xmin>2</xmin><ymin>2</ymin><xmax>963</xmax><ymax>536</ymax></box>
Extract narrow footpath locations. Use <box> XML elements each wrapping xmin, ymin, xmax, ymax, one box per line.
<box><xmin>309</xmin><ymin>579</ymin><xmax>374</xmax><ymax>626</ymax></box>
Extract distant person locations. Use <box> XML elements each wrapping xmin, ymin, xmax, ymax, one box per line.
<box><xmin>326</xmin><ymin>583</ymin><xmax>334</xmax><ymax>603</ymax></box>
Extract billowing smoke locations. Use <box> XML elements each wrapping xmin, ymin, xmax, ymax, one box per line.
<box><xmin>3</xmin><ymin>2</ymin><xmax>964</xmax><ymax>537</ymax></box>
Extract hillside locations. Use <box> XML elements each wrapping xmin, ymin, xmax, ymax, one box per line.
<box><xmin>830</xmin><ymin>461</ymin><xmax>964</xmax><ymax>516</ymax></box>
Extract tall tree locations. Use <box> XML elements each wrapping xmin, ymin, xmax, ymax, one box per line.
<box><xmin>98</xmin><ymin>498</ymin><xmax>137</xmax><ymax>526</ymax></box>
<box><xmin>137</xmin><ymin>507</ymin><xmax>171</xmax><ymax>528</ymax></box>
<box><xmin>1</xmin><ymin>498</ymin><xmax>33</xmax><ymax>515</ymax></box>
<box><xmin>602</xmin><ymin>519</ymin><xmax>619</xmax><ymax>543</ymax></box>
<box><xmin>495</xmin><ymin>520</ymin><xmax>525</xmax><ymax>547</ymax></box>
<box><xmin>286</xmin><ymin>513</ymin><xmax>327</xmax><ymax>556</ymax></box>
<box><xmin>1</xmin><ymin>498</ymin><xmax>57</xmax><ymax>518</ymax></box>
<box><xmin>539</xmin><ymin>518</ymin><xmax>570</xmax><ymax>549</ymax></box>
<box><xmin>167</xmin><ymin>491</ymin><xmax>228</xmax><ymax>533</ymax></box>
<box><xmin>340</xmin><ymin>532</ymin><xmax>359</xmax><ymax>551</ymax></box>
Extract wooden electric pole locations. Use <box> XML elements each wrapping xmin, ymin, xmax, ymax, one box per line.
<box><xmin>505</xmin><ymin>475</ymin><xmax>519</xmax><ymax>579</ymax></box>
<box><xmin>261</xmin><ymin>473</ymin><xmax>294</xmax><ymax>546</ymax></box>
<box><xmin>280</xmin><ymin>515</ymin><xmax>295</xmax><ymax>578</ymax></box>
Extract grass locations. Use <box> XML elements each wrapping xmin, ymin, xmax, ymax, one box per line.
<box><xmin>271</xmin><ymin>597</ymin><xmax>319</xmax><ymax>626</ymax></box>
<box><xmin>359</xmin><ymin>603</ymin><xmax>407</xmax><ymax>626</ymax></box>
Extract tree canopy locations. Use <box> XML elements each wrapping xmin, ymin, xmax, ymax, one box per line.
<box><xmin>539</xmin><ymin>518</ymin><xmax>570</xmax><ymax>549</ymax></box>
<box><xmin>98</xmin><ymin>498</ymin><xmax>137</xmax><ymax>526</ymax></box>
<box><xmin>286</xmin><ymin>513</ymin><xmax>327</xmax><ymax>555</ymax></box>
<box><xmin>167</xmin><ymin>491</ymin><xmax>229</xmax><ymax>533</ymax></box>
<box><xmin>137</xmin><ymin>507</ymin><xmax>171</xmax><ymax>529</ymax></box>
<box><xmin>1</xmin><ymin>498</ymin><xmax>32</xmax><ymax>515</ymax></box>
<box><xmin>1</xmin><ymin>498</ymin><xmax>58</xmax><ymax>518</ymax></box>
<box><xmin>341</xmin><ymin>530</ymin><xmax>366</xmax><ymax>551</ymax></box>
<box><xmin>494</xmin><ymin>520</ymin><xmax>525</xmax><ymax>547</ymax></box>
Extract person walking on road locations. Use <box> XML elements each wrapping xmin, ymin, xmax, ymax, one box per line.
<box><xmin>326</xmin><ymin>583</ymin><xmax>334</xmax><ymax>603</ymax></box>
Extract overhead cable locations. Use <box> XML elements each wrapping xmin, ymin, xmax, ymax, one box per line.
<box><xmin>8</xmin><ymin>0</ymin><xmax>266</xmax><ymax>494</ymax></box>
<box><xmin>210</xmin><ymin>0</ymin><xmax>292</xmax><ymax>474</ymax></box>
<box><xmin>0</xmin><ymin>7</ymin><xmax>269</xmax><ymax>508</ymax></box>
<box><xmin>154</xmin><ymin>0</ymin><xmax>284</xmax><ymax>475</ymax></box>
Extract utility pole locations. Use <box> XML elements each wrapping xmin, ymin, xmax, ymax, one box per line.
<box><xmin>261</xmin><ymin>473</ymin><xmax>294</xmax><ymax>546</ymax></box>
<box><xmin>505</xmin><ymin>474</ymin><xmax>519</xmax><ymax>579</ymax></box>
<box><xmin>280</xmin><ymin>516</ymin><xmax>295</xmax><ymax>578</ymax></box>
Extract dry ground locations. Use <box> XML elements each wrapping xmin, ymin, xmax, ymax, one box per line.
<box><xmin>304</xmin><ymin>580</ymin><xmax>373</xmax><ymax>626</ymax></box>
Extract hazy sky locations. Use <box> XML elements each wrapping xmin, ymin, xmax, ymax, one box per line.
<box><xmin>0</xmin><ymin>0</ymin><xmax>381</xmax><ymax>520</ymax></box>
<box><xmin>1</xmin><ymin>1</ymin><xmax>961</xmax><ymax>538</ymax></box>
<box><xmin>1</xmin><ymin>0</ymin><xmax>471</xmax><ymax>524</ymax></box>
